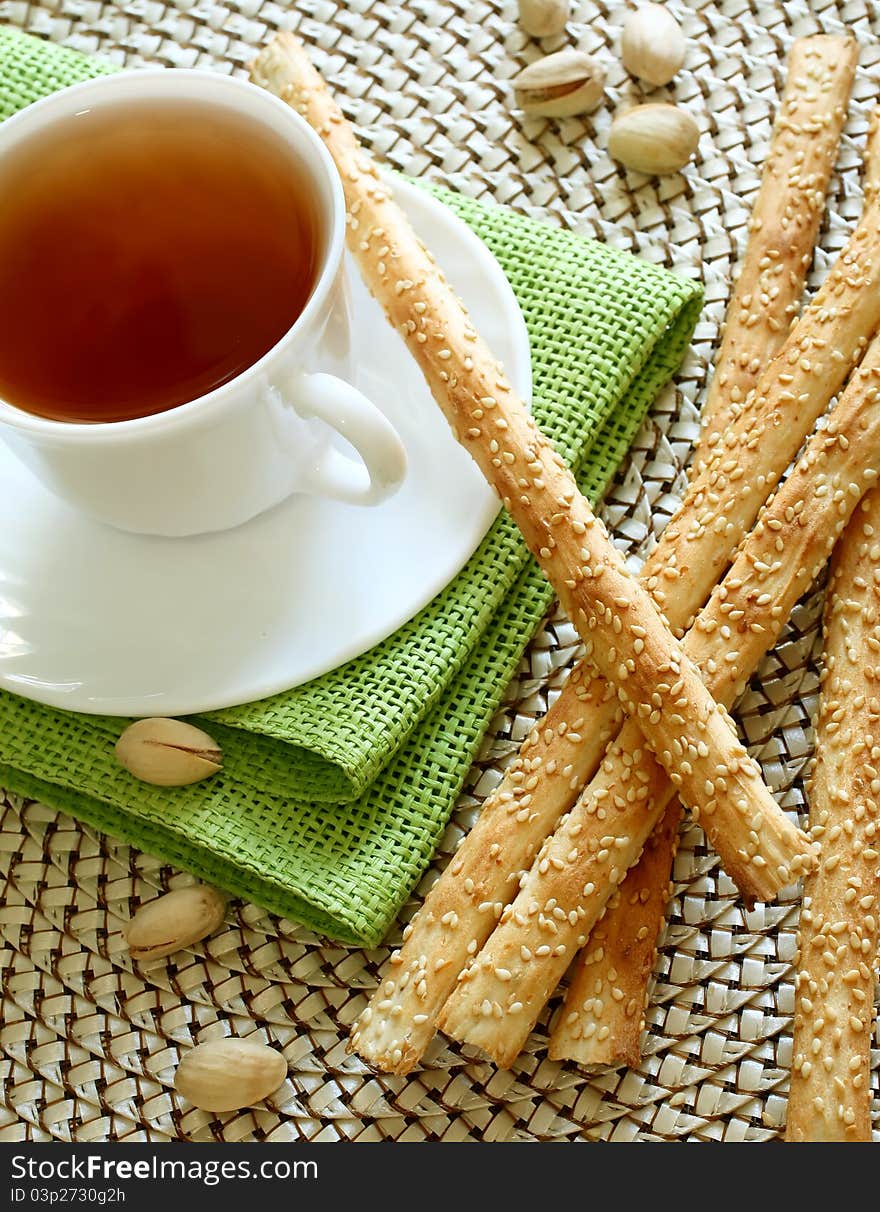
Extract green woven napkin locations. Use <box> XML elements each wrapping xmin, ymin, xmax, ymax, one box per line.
<box><xmin>0</xmin><ymin>27</ymin><xmax>702</xmax><ymax>946</ymax></box>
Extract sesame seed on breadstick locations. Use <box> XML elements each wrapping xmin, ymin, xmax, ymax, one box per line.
<box><xmin>695</xmin><ymin>35</ymin><xmax>856</xmax><ymax>460</ymax></box>
<box><xmin>439</xmin><ymin>345</ymin><xmax>880</xmax><ymax>1068</ymax></box>
<box><xmin>251</xmin><ymin>36</ymin><xmax>809</xmax><ymax>896</ymax></box>
<box><xmin>786</xmin><ymin>484</ymin><xmax>880</xmax><ymax>1142</ymax></box>
<box><xmin>350</xmin><ymin>177</ymin><xmax>880</xmax><ymax>1073</ymax></box>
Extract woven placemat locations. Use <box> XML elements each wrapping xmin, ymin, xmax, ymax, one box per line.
<box><xmin>1</xmin><ymin>0</ymin><xmax>878</xmax><ymax>1143</ymax></box>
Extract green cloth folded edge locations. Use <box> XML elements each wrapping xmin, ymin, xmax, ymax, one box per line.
<box><xmin>0</xmin><ymin>27</ymin><xmax>702</xmax><ymax>946</ymax></box>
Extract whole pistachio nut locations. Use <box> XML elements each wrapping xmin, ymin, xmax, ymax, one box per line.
<box><xmin>513</xmin><ymin>49</ymin><xmax>606</xmax><ymax>118</ymax></box>
<box><xmin>115</xmin><ymin>717</ymin><xmax>222</xmax><ymax>786</ymax></box>
<box><xmin>124</xmin><ymin>884</ymin><xmax>228</xmax><ymax>961</ymax></box>
<box><xmin>175</xmin><ymin>1038</ymin><xmax>287</xmax><ymax>1112</ymax></box>
<box><xmin>607</xmin><ymin>102</ymin><xmax>699</xmax><ymax>175</ymax></box>
<box><xmin>517</xmin><ymin>0</ymin><xmax>570</xmax><ymax>38</ymax></box>
<box><xmin>621</xmin><ymin>3</ymin><xmax>687</xmax><ymax>86</ymax></box>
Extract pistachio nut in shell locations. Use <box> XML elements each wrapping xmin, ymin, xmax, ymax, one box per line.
<box><xmin>115</xmin><ymin>717</ymin><xmax>222</xmax><ymax>786</ymax></box>
<box><xmin>607</xmin><ymin>102</ymin><xmax>699</xmax><ymax>175</ymax></box>
<box><xmin>124</xmin><ymin>884</ymin><xmax>228</xmax><ymax>961</ymax></box>
<box><xmin>175</xmin><ymin>1038</ymin><xmax>287</xmax><ymax>1112</ymax></box>
<box><xmin>621</xmin><ymin>3</ymin><xmax>687</xmax><ymax>86</ymax></box>
<box><xmin>513</xmin><ymin>49</ymin><xmax>606</xmax><ymax>118</ymax></box>
<box><xmin>517</xmin><ymin>0</ymin><xmax>569</xmax><ymax>38</ymax></box>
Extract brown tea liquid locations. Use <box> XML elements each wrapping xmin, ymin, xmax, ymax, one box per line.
<box><xmin>0</xmin><ymin>97</ymin><xmax>320</xmax><ymax>423</ymax></box>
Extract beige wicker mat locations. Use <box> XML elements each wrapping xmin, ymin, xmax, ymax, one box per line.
<box><xmin>1</xmin><ymin>0</ymin><xmax>879</xmax><ymax>1143</ymax></box>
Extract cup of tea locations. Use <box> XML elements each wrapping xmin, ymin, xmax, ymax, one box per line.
<box><xmin>0</xmin><ymin>69</ymin><xmax>407</xmax><ymax>536</ymax></box>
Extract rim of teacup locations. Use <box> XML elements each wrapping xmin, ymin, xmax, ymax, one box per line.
<box><xmin>0</xmin><ymin>68</ymin><xmax>346</xmax><ymax>443</ymax></box>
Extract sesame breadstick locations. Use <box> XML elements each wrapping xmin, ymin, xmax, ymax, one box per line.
<box><xmin>252</xmin><ymin>36</ymin><xmax>808</xmax><ymax>890</ymax></box>
<box><xmin>437</xmin><ymin>344</ymin><xmax>880</xmax><ymax>1067</ymax></box>
<box><xmin>863</xmin><ymin>110</ymin><xmax>880</xmax><ymax>204</ymax></box>
<box><xmin>351</xmin><ymin>178</ymin><xmax>880</xmax><ymax>1073</ymax></box>
<box><xmin>551</xmin><ymin>118</ymin><xmax>880</xmax><ymax>1073</ymax></box>
<box><xmin>548</xmin><ymin>800</ymin><xmax>681</xmax><ymax>1069</ymax></box>
<box><xmin>695</xmin><ymin>36</ymin><xmax>856</xmax><ymax>460</ymax></box>
<box><xmin>786</xmin><ymin>485</ymin><xmax>880</xmax><ymax>1142</ymax></box>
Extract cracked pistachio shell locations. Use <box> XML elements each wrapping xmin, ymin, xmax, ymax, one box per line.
<box><xmin>513</xmin><ymin>49</ymin><xmax>606</xmax><ymax>118</ymax></box>
<box><xmin>115</xmin><ymin>717</ymin><xmax>222</xmax><ymax>786</ymax></box>
<box><xmin>124</xmin><ymin>884</ymin><xmax>228</xmax><ymax>961</ymax></box>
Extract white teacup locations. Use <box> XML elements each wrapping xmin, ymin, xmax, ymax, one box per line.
<box><xmin>0</xmin><ymin>70</ymin><xmax>407</xmax><ymax>536</ymax></box>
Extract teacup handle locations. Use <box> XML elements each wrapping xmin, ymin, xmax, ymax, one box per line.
<box><xmin>290</xmin><ymin>371</ymin><xmax>407</xmax><ymax>506</ymax></box>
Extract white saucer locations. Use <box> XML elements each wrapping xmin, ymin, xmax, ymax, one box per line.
<box><xmin>0</xmin><ymin>178</ymin><xmax>531</xmax><ymax>717</ymax></box>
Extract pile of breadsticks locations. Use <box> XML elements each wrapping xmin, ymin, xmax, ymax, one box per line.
<box><xmin>251</xmin><ymin>32</ymin><xmax>879</xmax><ymax>1140</ymax></box>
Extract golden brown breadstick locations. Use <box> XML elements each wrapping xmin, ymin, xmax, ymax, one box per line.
<box><xmin>549</xmin><ymin>801</ymin><xmax>680</xmax><ymax>1069</ymax></box>
<box><xmin>786</xmin><ymin>486</ymin><xmax>880</xmax><ymax>1142</ymax></box>
<box><xmin>863</xmin><ymin>110</ymin><xmax>880</xmax><ymax>203</ymax></box>
<box><xmin>352</xmin><ymin>665</ymin><xmax>623</xmax><ymax>1073</ymax></box>
<box><xmin>552</xmin><ymin>112</ymin><xmax>880</xmax><ymax>1073</ymax></box>
<box><xmin>350</xmin><ymin>180</ymin><xmax>880</xmax><ymax>1072</ymax></box>
<box><xmin>438</xmin><ymin>343</ymin><xmax>880</xmax><ymax>1067</ymax></box>
<box><xmin>252</xmin><ymin>35</ymin><xmax>807</xmax><ymax>896</ymax></box>
<box><xmin>695</xmin><ymin>36</ymin><xmax>856</xmax><ymax>458</ymax></box>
